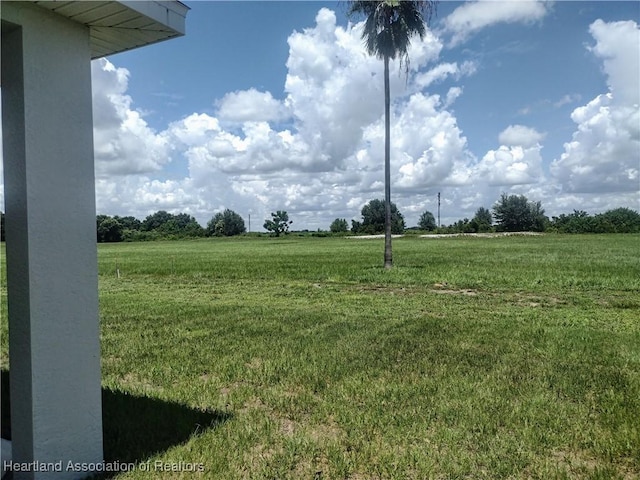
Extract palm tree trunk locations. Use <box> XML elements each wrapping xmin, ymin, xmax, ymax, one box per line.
<box><xmin>383</xmin><ymin>53</ymin><xmax>392</xmax><ymax>269</ymax></box>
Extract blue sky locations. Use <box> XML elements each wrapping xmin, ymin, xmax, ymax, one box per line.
<box><xmin>6</xmin><ymin>1</ymin><xmax>638</xmax><ymax>230</ymax></box>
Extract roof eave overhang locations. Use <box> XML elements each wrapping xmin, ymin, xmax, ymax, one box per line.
<box><xmin>33</xmin><ymin>0</ymin><xmax>189</xmax><ymax>59</ymax></box>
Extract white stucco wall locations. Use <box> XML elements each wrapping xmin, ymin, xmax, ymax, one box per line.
<box><xmin>2</xmin><ymin>3</ymin><xmax>103</xmax><ymax>478</ymax></box>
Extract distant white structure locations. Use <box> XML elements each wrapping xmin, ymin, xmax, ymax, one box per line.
<box><xmin>1</xmin><ymin>2</ymin><xmax>188</xmax><ymax>478</ymax></box>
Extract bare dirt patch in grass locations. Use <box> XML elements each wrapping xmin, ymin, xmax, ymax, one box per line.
<box><xmin>308</xmin><ymin>418</ymin><xmax>344</xmax><ymax>445</ymax></box>
<box><xmin>515</xmin><ymin>294</ymin><xmax>566</xmax><ymax>308</ymax></box>
<box><xmin>354</xmin><ymin>284</ymin><xmax>413</xmax><ymax>295</ymax></box>
<box><xmin>432</xmin><ymin>288</ymin><xmax>479</xmax><ymax>296</ymax></box>
<box><xmin>280</xmin><ymin>418</ymin><xmax>296</xmax><ymax>436</ymax></box>
<box><xmin>431</xmin><ymin>283</ymin><xmax>479</xmax><ymax>296</ymax></box>
<box><xmin>341</xmin><ymin>282</ymin><xmax>483</xmax><ymax>298</ymax></box>
<box><xmin>246</xmin><ymin>357</ymin><xmax>263</xmax><ymax>370</ymax></box>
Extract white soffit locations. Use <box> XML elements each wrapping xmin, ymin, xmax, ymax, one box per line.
<box><xmin>34</xmin><ymin>1</ymin><xmax>189</xmax><ymax>59</ymax></box>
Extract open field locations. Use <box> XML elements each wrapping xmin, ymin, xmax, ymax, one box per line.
<box><xmin>1</xmin><ymin>234</ymin><xmax>639</xmax><ymax>479</ymax></box>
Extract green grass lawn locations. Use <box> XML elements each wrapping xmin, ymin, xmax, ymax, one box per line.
<box><xmin>1</xmin><ymin>234</ymin><xmax>639</xmax><ymax>479</ymax></box>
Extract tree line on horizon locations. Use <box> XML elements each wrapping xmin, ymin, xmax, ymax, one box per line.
<box><xmin>0</xmin><ymin>194</ymin><xmax>640</xmax><ymax>243</ymax></box>
<box><xmin>80</xmin><ymin>194</ymin><xmax>639</xmax><ymax>243</ymax></box>
<box><xmin>93</xmin><ymin>209</ymin><xmax>247</xmax><ymax>243</ymax></box>
<box><xmin>1</xmin><ymin>194</ymin><xmax>637</xmax><ymax>244</ymax></box>
<box><xmin>331</xmin><ymin>195</ymin><xmax>640</xmax><ymax>236</ymax></box>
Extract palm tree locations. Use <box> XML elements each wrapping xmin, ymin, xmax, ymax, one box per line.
<box><xmin>348</xmin><ymin>0</ymin><xmax>437</xmax><ymax>268</ymax></box>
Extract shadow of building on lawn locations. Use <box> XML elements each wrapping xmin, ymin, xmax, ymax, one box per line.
<box><xmin>1</xmin><ymin>370</ymin><xmax>231</xmax><ymax>477</ymax></box>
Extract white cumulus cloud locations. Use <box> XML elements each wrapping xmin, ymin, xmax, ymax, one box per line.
<box><xmin>476</xmin><ymin>145</ymin><xmax>544</xmax><ymax>186</ymax></box>
<box><xmin>415</xmin><ymin>60</ymin><xmax>477</xmax><ymax>89</ymax></box>
<box><xmin>551</xmin><ymin>19</ymin><xmax>640</xmax><ymax>194</ymax></box>
<box><xmin>216</xmin><ymin>88</ymin><xmax>289</xmax><ymax>123</ymax></box>
<box><xmin>498</xmin><ymin>125</ymin><xmax>545</xmax><ymax>148</ymax></box>
<box><xmin>393</xmin><ymin>93</ymin><xmax>473</xmax><ymax>190</ymax></box>
<box><xmin>472</xmin><ymin>125</ymin><xmax>545</xmax><ymax>187</ymax></box>
<box><xmin>91</xmin><ymin>59</ymin><xmax>171</xmax><ymax>177</ymax></box>
<box><xmin>443</xmin><ymin>0</ymin><xmax>552</xmax><ymax>47</ymax></box>
<box><xmin>588</xmin><ymin>19</ymin><xmax>640</xmax><ymax>105</ymax></box>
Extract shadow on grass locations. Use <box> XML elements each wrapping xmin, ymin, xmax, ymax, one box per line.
<box><xmin>1</xmin><ymin>370</ymin><xmax>230</xmax><ymax>476</ymax></box>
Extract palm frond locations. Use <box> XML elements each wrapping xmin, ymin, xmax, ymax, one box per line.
<box><xmin>349</xmin><ymin>0</ymin><xmax>437</xmax><ymax>63</ymax></box>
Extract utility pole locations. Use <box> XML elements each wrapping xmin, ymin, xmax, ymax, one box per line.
<box><xmin>437</xmin><ymin>192</ymin><xmax>441</xmax><ymax>228</ymax></box>
<box><xmin>248</xmin><ymin>214</ymin><xmax>251</xmax><ymax>233</ymax></box>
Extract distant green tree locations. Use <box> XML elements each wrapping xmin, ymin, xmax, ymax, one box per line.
<box><xmin>470</xmin><ymin>207</ymin><xmax>493</xmax><ymax>232</ymax></box>
<box><xmin>593</xmin><ymin>207</ymin><xmax>640</xmax><ymax>233</ymax></box>
<box><xmin>418</xmin><ymin>211</ymin><xmax>437</xmax><ymax>231</ymax></box>
<box><xmin>182</xmin><ymin>219</ymin><xmax>206</xmax><ymax>237</ymax></box>
<box><xmin>441</xmin><ymin>217</ymin><xmax>474</xmax><ymax>234</ymax></box>
<box><xmin>529</xmin><ymin>201</ymin><xmax>548</xmax><ymax>232</ymax></box>
<box><xmin>97</xmin><ymin>215</ymin><xmax>124</xmax><ymax>242</ymax></box>
<box><xmin>158</xmin><ymin>218</ymin><xmax>181</xmax><ymax>236</ymax></box>
<box><xmin>113</xmin><ymin>215</ymin><xmax>142</xmax><ymax>231</ymax></box>
<box><xmin>493</xmin><ymin>194</ymin><xmax>547</xmax><ymax>232</ymax></box>
<box><xmin>171</xmin><ymin>213</ymin><xmax>203</xmax><ymax>236</ymax></box>
<box><xmin>264</xmin><ymin>211</ymin><xmax>293</xmax><ymax>237</ymax></box>
<box><xmin>207</xmin><ymin>209</ymin><xmax>246</xmax><ymax>237</ymax></box>
<box><xmin>351</xmin><ymin>220</ymin><xmax>362</xmax><ymax>234</ymax></box>
<box><xmin>550</xmin><ymin>210</ymin><xmax>592</xmax><ymax>233</ymax></box>
<box><xmin>330</xmin><ymin>218</ymin><xmax>349</xmax><ymax>233</ymax></box>
<box><xmin>142</xmin><ymin>210</ymin><xmax>174</xmax><ymax>232</ymax></box>
<box><xmin>361</xmin><ymin>199</ymin><xmax>405</xmax><ymax>234</ymax></box>
<box><xmin>141</xmin><ymin>211</ymin><xmax>204</xmax><ymax>237</ymax></box>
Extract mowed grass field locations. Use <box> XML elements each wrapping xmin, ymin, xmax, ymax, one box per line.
<box><xmin>1</xmin><ymin>234</ymin><xmax>639</xmax><ymax>479</ymax></box>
